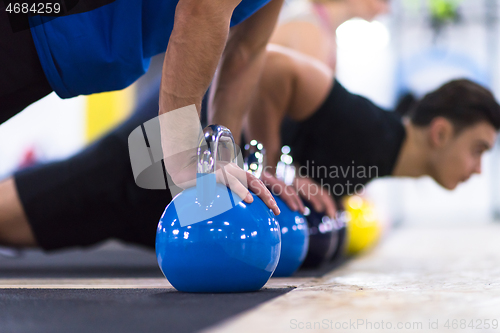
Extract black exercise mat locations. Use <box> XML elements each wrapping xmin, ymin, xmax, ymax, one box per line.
<box><xmin>0</xmin><ymin>288</ymin><xmax>293</xmax><ymax>333</ymax></box>
<box><xmin>0</xmin><ymin>243</ymin><xmax>162</xmax><ymax>278</ymax></box>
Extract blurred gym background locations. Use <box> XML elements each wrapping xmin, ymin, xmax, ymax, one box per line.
<box><xmin>1</xmin><ymin>0</ymin><xmax>499</xmax><ymax>229</ymax></box>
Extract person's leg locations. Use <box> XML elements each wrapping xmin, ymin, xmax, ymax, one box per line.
<box><xmin>0</xmin><ymin>177</ymin><xmax>37</xmax><ymax>247</ymax></box>
<box><xmin>0</xmin><ymin>82</ymin><xmax>170</xmax><ymax>250</ymax></box>
<box><xmin>245</xmin><ymin>44</ymin><xmax>333</xmax><ymax>170</ymax></box>
<box><xmin>0</xmin><ymin>3</ymin><xmax>53</xmax><ymax>124</ymax></box>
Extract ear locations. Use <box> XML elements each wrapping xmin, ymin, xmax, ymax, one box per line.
<box><xmin>428</xmin><ymin>117</ymin><xmax>454</xmax><ymax>148</ymax></box>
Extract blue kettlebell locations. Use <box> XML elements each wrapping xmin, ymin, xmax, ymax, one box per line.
<box><xmin>244</xmin><ymin>141</ymin><xmax>309</xmax><ymax>277</ymax></box>
<box><xmin>156</xmin><ymin>125</ymin><xmax>281</xmax><ymax>293</ymax></box>
<box><xmin>272</xmin><ymin>196</ymin><xmax>309</xmax><ymax>276</ymax></box>
<box><xmin>276</xmin><ymin>146</ymin><xmax>344</xmax><ymax>269</ymax></box>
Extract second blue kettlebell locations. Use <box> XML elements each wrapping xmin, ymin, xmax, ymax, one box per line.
<box><xmin>244</xmin><ymin>140</ymin><xmax>309</xmax><ymax>277</ymax></box>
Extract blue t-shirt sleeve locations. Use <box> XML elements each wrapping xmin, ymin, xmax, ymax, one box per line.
<box><xmin>30</xmin><ymin>0</ymin><xmax>150</xmax><ymax>98</ymax></box>
<box><xmin>30</xmin><ymin>0</ymin><xmax>271</xmax><ymax>99</ymax></box>
<box><xmin>231</xmin><ymin>0</ymin><xmax>271</xmax><ymax>26</ymax></box>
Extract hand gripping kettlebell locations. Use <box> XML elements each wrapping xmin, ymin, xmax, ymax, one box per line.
<box><xmin>156</xmin><ymin>125</ymin><xmax>281</xmax><ymax>292</ymax></box>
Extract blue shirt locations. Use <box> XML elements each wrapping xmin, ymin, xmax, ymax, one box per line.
<box><xmin>29</xmin><ymin>0</ymin><xmax>270</xmax><ymax>98</ymax></box>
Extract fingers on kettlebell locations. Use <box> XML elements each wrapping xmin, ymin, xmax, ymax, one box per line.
<box><xmin>248</xmin><ymin>176</ymin><xmax>280</xmax><ymax>215</ymax></box>
<box><xmin>324</xmin><ymin>197</ymin><xmax>337</xmax><ymax>219</ymax></box>
<box><xmin>310</xmin><ymin>196</ymin><xmax>325</xmax><ymax>214</ymax></box>
<box><xmin>294</xmin><ymin>192</ymin><xmax>305</xmax><ymax>214</ymax></box>
<box><xmin>286</xmin><ymin>185</ymin><xmax>304</xmax><ymax>213</ymax></box>
<box><xmin>224</xmin><ymin>171</ymin><xmax>253</xmax><ymax>204</ymax></box>
<box><xmin>281</xmin><ymin>191</ymin><xmax>299</xmax><ymax>212</ymax></box>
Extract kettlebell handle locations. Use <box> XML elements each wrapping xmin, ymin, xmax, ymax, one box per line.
<box><xmin>198</xmin><ymin>125</ymin><xmax>238</xmax><ymax>175</ymax></box>
<box><xmin>243</xmin><ymin>140</ymin><xmax>266</xmax><ymax>179</ymax></box>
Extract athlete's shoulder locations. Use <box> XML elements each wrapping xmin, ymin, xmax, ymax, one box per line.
<box><xmin>279</xmin><ymin>0</ymin><xmax>320</xmax><ymax>26</ymax></box>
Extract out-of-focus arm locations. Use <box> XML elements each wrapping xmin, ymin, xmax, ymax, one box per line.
<box><xmin>159</xmin><ymin>0</ymin><xmax>282</xmax><ymax>214</ymax></box>
<box><xmin>209</xmin><ymin>0</ymin><xmax>285</xmax><ymax>141</ymax></box>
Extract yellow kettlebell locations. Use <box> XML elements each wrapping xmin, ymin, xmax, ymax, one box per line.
<box><xmin>343</xmin><ymin>195</ymin><xmax>382</xmax><ymax>256</ymax></box>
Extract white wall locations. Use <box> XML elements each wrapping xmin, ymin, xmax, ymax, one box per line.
<box><xmin>0</xmin><ymin>93</ymin><xmax>85</xmax><ymax>179</ymax></box>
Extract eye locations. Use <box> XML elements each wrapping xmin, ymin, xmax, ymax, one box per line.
<box><xmin>473</xmin><ymin>148</ymin><xmax>485</xmax><ymax>157</ymax></box>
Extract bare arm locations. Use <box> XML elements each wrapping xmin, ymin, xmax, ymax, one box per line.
<box><xmin>159</xmin><ymin>0</ymin><xmax>281</xmax><ymax>214</ymax></box>
<box><xmin>245</xmin><ymin>45</ymin><xmax>336</xmax><ymax>217</ymax></box>
<box><xmin>270</xmin><ymin>21</ymin><xmax>331</xmax><ymax>66</ymax></box>
<box><xmin>159</xmin><ymin>0</ymin><xmax>242</xmax><ymax>114</ymax></box>
<box><xmin>209</xmin><ymin>0</ymin><xmax>284</xmax><ymax>142</ymax></box>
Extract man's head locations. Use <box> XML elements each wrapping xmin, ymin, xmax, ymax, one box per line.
<box><xmin>408</xmin><ymin>79</ymin><xmax>500</xmax><ymax>190</ymax></box>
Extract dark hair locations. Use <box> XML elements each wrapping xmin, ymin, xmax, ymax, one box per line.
<box><xmin>408</xmin><ymin>79</ymin><xmax>500</xmax><ymax>132</ymax></box>
<box><xmin>395</xmin><ymin>92</ymin><xmax>417</xmax><ymax>117</ymax></box>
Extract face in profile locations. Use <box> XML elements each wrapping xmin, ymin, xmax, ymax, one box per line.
<box><xmin>347</xmin><ymin>0</ymin><xmax>390</xmax><ymax>21</ymax></box>
<box><xmin>430</xmin><ymin>121</ymin><xmax>497</xmax><ymax>190</ymax></box>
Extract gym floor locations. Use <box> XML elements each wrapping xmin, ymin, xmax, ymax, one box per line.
<box><xmin>2</xmin><ymin>225</ymin><xmax>499</xmax><ymax>333</ymax></box>
<box><xmin>0</xmin><ymin>241</ymin><xmax>334</xmax><ymax>333</ymax></box>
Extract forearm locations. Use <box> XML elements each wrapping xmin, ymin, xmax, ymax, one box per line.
<box><xmin>246</xmin><ymin>109</ymin><xmax>282</xmax><ymax>174</ymax></box>
<box><xmin>159</xmin><ymin>0</ymin><xmax>241</xmax><ymax>115</ymax></box>
<box><xmin>159</xmin><ymin>0</ymin><xmax>241</xmax><ymax>183</ymax></box>
<box><xmin>209</xmin><ymin>0</ymin><xmax>284</xmax><ymax>143</ymax></box>
<box><xmin>210</xmin><ymin>45</ymin><xmax>268</xmax><ymax>142</ymax></box>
